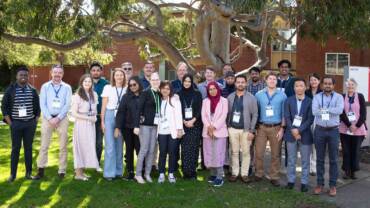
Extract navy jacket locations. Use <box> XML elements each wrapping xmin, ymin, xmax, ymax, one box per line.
<box><xmin>283</xmin><ymin>95</ymin><xmax>314</xmax><ymax>144</ymax></box>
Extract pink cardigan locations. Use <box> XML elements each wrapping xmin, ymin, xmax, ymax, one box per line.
<box><xmin>201</xmin><ymin>97</ymin><xmax>228</xmax><ymax>138</ymax></box>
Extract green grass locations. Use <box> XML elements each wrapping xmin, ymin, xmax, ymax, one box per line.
<box><xmin>0</xmin><ymin>122</ymin><xmax>335</xmax><ymax>208</ymax></box>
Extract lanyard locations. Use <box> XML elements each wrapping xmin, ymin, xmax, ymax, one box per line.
<box><xmin>161</xmin><ymin>100</ymin><xmax>168</xmax><ymax>117</ymax></box>
<box><xmin>51</xmin><ymin>83</ymin><xmax>62</xmax><ymax>98</ymax></box>
<box><xmin>321</xmin><ymin>93</ymin><xmax>334</xmax><ymax>109</ymax></box>
<box><xmin>296</xmin><ymin>98</ymin><xmax>303</xmax><ymax>116</ymax></box>
<box><xmin>151</xmin><ymin>89</ymin><xmax>160</xmax><ymax>113</ymax></box>
<box><xmin>87</xmin><ymin>93</ymin><xmax>92</xmax><ymax>112</ymax></box>
<box><xmin>115</xmin><ymin>87</ymin><xmax>124</xmax><ymax>106</ymax></box>
<box><xmin>184</xmin><ymin>98</ymin><xmax>193</xmax><ymax>108</ymax></box>
<box><xmin>265</xmin><ymin>90</ymin><xmax>276</xmax><ymax>105</ymax></box>
<box><xmin>348</xmin><ymin>94</ymin><xmax>355</xmax><ymax>112</ymax></box>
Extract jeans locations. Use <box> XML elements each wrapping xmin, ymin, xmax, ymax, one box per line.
<box><xmin>95</xmin><ymin>117</ymin><xmax>104</xmax><ymax>164</ymax></box>
<box><xmin>314</xmin><ymin>127</ymin><xmax>339</xmax><ymax>187</ymax></box>
<box><xmin>103</xmin><ymin>110</ymin><xmax>123</xmax><ymax>178</ymax></box>
<box><xmin>136</xmin><ymin>125</ymin><xmax>157</xmax><ymax>176</ymax></box>
<box><xmin>286</xmin><ymin>140</ymin><xmax>312</xmax><ymax>185</ymax></box>
<box><xmin>158</xmin><ymin>134</ymin><xmax>180</xmax><ymax>174</ymax></box>
<box><xmin>123</xmin><ymin>128</ymin><xmax>140</xmax><ymax>174</ymax></box>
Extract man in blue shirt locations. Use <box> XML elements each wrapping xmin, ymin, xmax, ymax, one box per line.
<box><xmin>140</xmin><ymin>61</ymin><xmax>155</xmax><ymax>90</ymax></box>
<box><xmin>254</xmin><ymin>72</ymin><xmax>287</xmax><ymax>187</ymax></box>
<box><xmin>171</xmin><ymin>61</ymin><xmax>188</xmax><ymax>94</ymax></box>
<box><xmin>90</xmin><ymin>62</ymin><xmax>109</xmax><ymax>171</ymax></box>
<box><xmin>312</xmin><ymin>76</ymin><xmax>344</xmax><ymax>197</ymax></box>
<box><xmin>33</xmin><ymin>64</ymin><xmax>72</xmax><ymax>180</ymax></box>
<box><xmin>198</xmin><ymin>66</ymin><xmax>223</xmax><ymax>99</ymax></box>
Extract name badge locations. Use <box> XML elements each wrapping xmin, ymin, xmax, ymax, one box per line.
<box><xmin>185</xmin><ymin>108</ymin><xmax>193</xmax><ymax>119</ymax></box>
<box><xmin>18</xmin><ymin>106</ymin><xmax>27</xmax><ymax>117</ymax></box>
<box><xmin>52</xmin><ymin>98</ymin><xmax>61</xmax><ymax>108</ymax></box>
<box><xmin>266</xmin><ymin>105</ymin><xmax>274</xmax><ymax>117</ymax></box>
<box><xmin>114</xmin><ymin>105</ymin><xmax>119</xmax><ymax>117</ymax></box>
<box><xmin>346</xmin><ymin>130</ymin><xmax>354</xmax><ymax>135</ymax></box>
<box><xmin>232</xmin><ymin>111</ymin><xmax>241</xmax><ymax>123</ymax></box>
<box><xmin>347</xmin><ymin>112</ymin><xmax>356</xmax><ymax>122</ymax></box>
<box><xmin>154</xmin><ymin>113</ymin><xmax>160</xmax><ymax>125</ymax></box>
<box><xmin>321</xmin><ymin>109</ymin><xmax>330</xmax><ymax>121</ymax></box>
<box><xmin>292</xmin><ymin>115</ymin><xmax>302</xmax><ymax>127</ymax></box>
<box><xmin>160</xmin><ymin>117</ymin><xmax>170</xmax><ymax>130</ymax></box>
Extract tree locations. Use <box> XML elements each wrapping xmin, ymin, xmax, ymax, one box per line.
<box><xmin>1</xmin><ymin>0</ymin><xmax>369</xmax><ymax>73</ymax></box>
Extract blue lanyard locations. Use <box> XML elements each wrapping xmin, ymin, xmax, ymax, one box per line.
<box><xmin>348</xmin><ymin>94</ymin><xmax>355</xmax><ymax>112</ymax></box>
<box><xmin>51</xmin><ymin>83</ymin><xmax>62</xmax><ymax>98</ymax></box>
<box><xmin>321</xmin><ymin>93</ymin><xmax>334</xmax><ymax>109</ymax></box>
<box><xmin>265</xmin><ymin>91</ymin><xmax>276</xmax><ymax>105</ymax></box>
<box><xmin>115</xmin><ymin>87</ymin><xmax>124</xmax><ymax>106</ymax></box>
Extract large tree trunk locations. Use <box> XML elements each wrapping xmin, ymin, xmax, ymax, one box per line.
<box><xmin>210</xmin><ymin>19</ymin><xmax>230</xmax><ymax>69</ymax></box>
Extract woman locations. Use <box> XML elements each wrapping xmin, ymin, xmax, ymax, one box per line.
<box><xmin>115</xmin><ymin>76</ymin><xmax>143</xmax><ymax>180</ymax></box>
<box><xmin>71</xmin><ymin>74</ymin><xmax>99</xmax><ymax>181</ymax></box>
<box><xmin>101</xmin><ymin>68</ymin><xmax>127</xmax><ymax>180</ymax></box>
<box><xmin>201</xmin><ymin>81</ymin><xmax>228</xmax><ymax>187</ymax></box>
<box><xmin>305</xmin><ymin>73</ymin><xmax>322</xmax><ymax>176</ymax></box>
<box><xmin>133</xmin><ymin>72</ymin><xmax>161</xmax><ymax>184</ymax></box>
<box><xmin>157</xmin><ymin>81</ymin><xmax>184</xmax><ymax>183</ymax></box>
<box><xmin>178</xmin><ymin>74</ymin><xmax>203</xmax><ymax>179</ymax></box>
<box><xmin>339</xmin><ymin>78</ymin><xmax>367</xmax><ymax>179</ymax></box>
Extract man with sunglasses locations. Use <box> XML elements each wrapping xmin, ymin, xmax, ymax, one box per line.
<box><xmin>122</xmin><ymin>62</ymin><xmax>133</xmax><ymax>85</ymax></box>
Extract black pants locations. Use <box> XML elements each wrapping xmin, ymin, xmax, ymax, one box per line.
<box><xmin>95</xmin><ymin>117</ymin><xmax>103</xmax><ymax>164</ymax></box>
<box><xmin>181</xmin><ymin>126</ymin><xmax>201</xmax><ymax>178</ymax></box>
<box><xmin>10</xmin><ymin>119</ymin><xmax>37</xmax><ymax>178</ymax></box>
<box><xmin>340</xmin><ymin>133</ymin><xmax>363</xmax><ymax>173</ymax></box>
<box><xmin>158</xmin><ymin>134</ymin><xmax>179</xmax><ymax>174</ymax></box>
<box><xmin>123</xmin><ymin>128</ymin><xmax>140</xmax><ymax>173</ymax></box>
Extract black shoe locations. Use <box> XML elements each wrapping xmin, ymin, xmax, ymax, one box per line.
<box><xmin>270</xmin><ymin>179</ymin><xmax>280</xmax><ymax>187</ymax></box>
<box><xmin>124</xmin><ymin>172</ymin><xmax>135</xmax><ymax>180</ymax></box>
<box><xmin>343</xmin><ymin>171</ymin><xmax>351</xmax><ymax>180</ymax></box>
<box><xmin>301</xmin><ymin>184</ymin><xmax>309</xmax><ymax>192</ymax></box>
<box><xmin>351</xmin><ymin>172</ymin><xmax>357</xmax><ymax>180</ymax></box>
<box><xmin>58</xmin><ymin>173</ymin><xmax>65</xmax><ymax>179</ymax></box>
<box><xmin>32</xmin><ymin>168</ymin><xmax>45</xmax><ymax>180</ymax></box>
<box><xmin>7</xmin><ymin>175</ymin><xmax>16</xmax><ymax>183</ymax></box>
<box><xmin>25</xmin><ymin>173</ymin><xmax>32</xmax><ymax>180</ymax></box>
<box><xmin>114</xmin><ymin>175</ymin><xmax>123</xmax><ymax>180</ymax></box>
<box><xmin>286</xmin><ymin>182</ymin><xmax>294</xmax><ymax>189</ymax></box>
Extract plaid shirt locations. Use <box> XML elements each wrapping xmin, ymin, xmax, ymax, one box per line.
<box><xmin>246</xmin><ymin>80</ymin><xmax>266</xmax><ymax>96</ymax></box>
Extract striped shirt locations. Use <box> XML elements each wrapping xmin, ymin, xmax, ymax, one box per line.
<box><xmin>246</xmin><ymin>80</ymin><xmax>267</xmax><ymax>96</ymax></box>
<box><xmin>11</xmin><ymin>85</ymin><xmax>35</xmax><ymax>120</ymax></box>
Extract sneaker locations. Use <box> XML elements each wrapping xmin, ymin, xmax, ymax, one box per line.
<box><xmin>212</xmin><ymin>178</ymin><xmax>224</xmax><ymax>187</ymax></box>
<box><xmin>124</xmin><ymin>172</ymin><xmax>135</xmax><ymax>181</ymax></box>
<box><xmin>96</xmin><ymin>167</ymin><xmax>103</xmax><ymax>172</ymax></box>
<box><xmin>135</xmin><ymin>175</ymin><xmax>146</xmax><ymax>184</ymax></box>
<box><xmin>314</xmin><ymin>186</ymin><xmax>323</xmax><ymax>195</ymax></box>
<box><xmin>158</xmin><ymin>174</ymin><xmax>165</xmax><ymax>183</ymax></box>
<box><xmin>228</xmin><ymin>175</ymin><xmax>238</xmax><ymax>182</ymax></box>
<box><xmin>241</xmin><ymin>176</ymin><xmax>251</xmax><ymax>183</ymax></box>
<box><xmin>328</xmin><ymin>187</ymin><xmax>336</xmax><ymax>197</ymax></box>
<box><xmin>168</xmin><ymin>175</ymin><xmax>176</xmax><ymax>184</ymax></box>
<box><xmin>144</xmin><ymin>175</ymin><xmax>153</xmax><ymax>183</ymax></box>
<box><xmin>207</xmin><ymin>176</ymin><xmax>217</xmax><ymax>183</ymax></box>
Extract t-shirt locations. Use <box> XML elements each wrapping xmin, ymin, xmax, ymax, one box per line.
<box><xmin>101</xmin><ymin>85</ymin><xmax>127</xmax><ymax>110</ymax></box>
<box><xmin>158</xmin><ymin>100</ymin><xmax>171</xmax><ymax>135</ymax></box>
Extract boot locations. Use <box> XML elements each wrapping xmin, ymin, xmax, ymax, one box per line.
<box><xmin>32</xmin><ymin>168</ymin><xmax>44</xmax><ymax>180</ymax></box>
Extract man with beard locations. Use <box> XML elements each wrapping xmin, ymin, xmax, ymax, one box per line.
<box><xmin>221</xmin><ymin>71</ymin><xmax>236</xmax><ymax>98</ymax></box>
<box><xmin>246</xmin><ymin>67</ymin><xmax>266</xmax><ymax>96</ymax></box>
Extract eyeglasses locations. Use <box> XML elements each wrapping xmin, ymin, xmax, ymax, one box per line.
<box><xmin>123</xmin><ymin>68</ymin><xmax>132</xmax><ymax>71</ymax></box>
<box><xmin>129</xmin><ymin>83</ymin><xmax>137</xmax><ymax>87</ymax></box>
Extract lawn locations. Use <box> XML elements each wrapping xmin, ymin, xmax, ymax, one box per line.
<box><xmin>0</xmin><ymin>122</ymin><xmax>334</xmax><ymax>208</ymax></box>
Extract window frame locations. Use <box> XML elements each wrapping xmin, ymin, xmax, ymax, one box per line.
<box><xmin>325</xmin><ymin>52</ymin><xmax>350</xmax><ymax>75</ymax></box>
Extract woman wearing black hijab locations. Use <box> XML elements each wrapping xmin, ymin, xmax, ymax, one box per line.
<box><xmin>178</xmin><ymin>74</ymin><xmax>203</xmax><ymax>179</ymax></box>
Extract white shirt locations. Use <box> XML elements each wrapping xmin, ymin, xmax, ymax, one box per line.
<box><xmin>158</xmin><ymin>100</ymin><xmax>171</xmax><ymax>135</ymax></box>
<box><xmin>101</xmin><ymin>85</ymin><xmax>127</xmax><ymax>110</ymax></box>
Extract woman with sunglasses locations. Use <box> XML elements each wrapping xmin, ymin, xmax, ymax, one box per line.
<box><xmin>115</xmin><ymin>76</ymin><xmax>143</xmax><ymax>180</ymax></box>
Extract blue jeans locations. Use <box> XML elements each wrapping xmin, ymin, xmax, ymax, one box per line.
<box><xmin>287</xmin><ymin>140</ymin><xmax>311</xmax><ymax>185</ymax></box>
<box><xmin>314</xmin><ymin>127</ymin><xmax>339</xmax><ymax>187</ymax></box>
<box><xmin>158</xmin><ymin>134</ymin><xmax>180</xmax><ymax>174</ymax></box>
<box><xmin>103</xmin><ymin>110</ymin><xmax>123</xmax><ymax>178</ymax></box>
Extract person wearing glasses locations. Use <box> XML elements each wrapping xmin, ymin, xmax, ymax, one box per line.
<box><xmin>115</xmin><ymin>76</ymin><xmax>143</xmax><ymax>180</ymax></box>
<box><xmin>33</xmin><ymin>64</ymin><xmax>72</xmax><ymax>180</ymax></box>
<box><xmin>122</xmin><ymin>62</ymin><xmax>133</xmax><ymax>86</ymax></box>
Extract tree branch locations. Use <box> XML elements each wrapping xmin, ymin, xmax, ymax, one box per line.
<box><xmin>157</xmin><ymin>2</ymin><xmax>201</xmax><ymax>15</ymax></box>
<box><xmin>139</xmin><ymin>0</ymin><xmax>164</xmax><ymax>31</ymax></box>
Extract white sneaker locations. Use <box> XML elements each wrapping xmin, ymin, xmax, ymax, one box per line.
<box><xmin>135</xmin><ymin>175</ymin><xmax>146</xmax><ymax>184</ymax></box>
<box><xmin>96</xmin><ymin>167</ymin><xmax>103</xmax><ymax>172</ymax></box>
<box><xmin>168</xmin><ymin>175</ymin><xmax>176</xmax><ymax>183</ymax></box>
<box><xmin>158</xmin><ymin>174</ymin><xmax>165</xmax><ymax>183</ymax></box>
<box><xmin>145</xmin><ymin>175</ymin><xmax>153</xmax><ymax>183</ymax></box>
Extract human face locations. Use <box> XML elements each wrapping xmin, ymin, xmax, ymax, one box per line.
<box><xmin>114</xmin><ymin>70</ymin><xmax>125</xmax><ymax>86</ymax></box>
<box><xmin>183</xmin><ymin>77</ymin><xmax>192</xmax><ymax>89</ymax></box>
<box><xmin>346</xmin><ymin>80</ymin><xmax>356</xmax><ymax>94</ymax></box>
<box><xmin>208</xmin><ymin>85</ymin><xmax>218</xmax><ymax>97</ymax></box>
<box><xmin>235</xmin><ymin>77</ymin><xmax>246</xmax><ymax>91</ymax></box>
<box><xmin>122</xmin><ymin>63</ymin><xmax>133</xmax><ymax>79</ymax></box>
<box><xmin>160</xmin><ymin>85</ymin><xmax>171</xmax><ymax>98</ymax></box>
<box><xmin>51</xmin><ymin>66</ymin><xmax>64</xmax><ymax>83</ymax></box>
<box><xmin>150</xmin><ymin>72</ymin><xmax>160</xmax><ymax>89</ymax></box>
<box><xmin>143</xmin><ymin>63</ymin><xmax>154</xmax><ymax>77</ymax></box>
<box><xmin>322</xmin><ymin>78</ymin><xmax>334</xmax><ymax>93</ymax></box>
<box><xmin>223</xmin><ymin>65</ymin><xmax>232</xmax><ymax>75</ymax></box>
<box><xmin>128</xmin><ymin>80</ymin><xmax>139</xmax><ymax>93</ymax></box>
<box><xmin>225</xmin><ymin>76</ymin><xmax>235</xmax><ymax>86</ymax></box>
<box><xmin>205</xmin><ymin>69</ymin><xmax>215</xmax><ymax>82</ymax></box>
<box><xmin>82</xmin><ymin>77</ymin><xmax>93</xmax><ymax>91</ymax></box>
<box><xmin>294</xmin><ymin>81</ymin><xmax>306</xmax><ymax>95</ymax></box>
<box><xmin>250</xmin><ymin>70</ymin><xmax>260</xmax><ymax>82</ymax></box>
<box><xmin>309</xmin><ymin>76</ymin><xmax>320</xmax><ymax>89</ymax></box>
<box><xmin>177</xmin><ymin>63</ymin><xmax>187</xmax><ymax>80</ymax></box>
<box><xmin>279</xmin><ymin>63</ymin><xmax>290</xmax><ymax>76</ymax></box>
<box><xmin>16</xmin><ymin>70</ymin><xmax>29</xmax><ymax>85</ymax></box>
<box><xmin>90</xmin><ymin>66</ymin><xmax>102</xmax><ymax>79</ymax></box>
<box><xmin>266</xmin><ymin>75</ymin><xmax>277</xmax><ymax>89</ymax></box>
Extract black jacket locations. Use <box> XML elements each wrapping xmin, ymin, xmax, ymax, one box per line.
<box><xmin>1</xmin><ymin>83</ymin><xmax>40</xmax><ymax>123</ymax></box>
<box><xmin>178</xmin><ymin>89</ymin><xmax>203</xmax><ymax>128</ymax></box>
<box><xmin>134</xmin><ymin>89</ymin><xmax>160</xmax><ymax>127</ymax></box>
<box><xmin>115</xmin><ymin>92</ymin><xmax>140</xmax><ymax>129</ymax></box>
<box><xmin>340</xmin><ymin>93</ymin><xmax>367</xmax><ymax>129</ymax></box>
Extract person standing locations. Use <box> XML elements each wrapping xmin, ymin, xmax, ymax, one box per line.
<box><xmin>277</xmin><ymin>59</ymin><xmax>295</xmax><ymax>97</ymax></box>
<box><xmin>71</xmin><ymin>74</ymin><xmax>100</xmax><ymax>181</ymax></box>
<box><xmin>101</xmin><ymin>68</ymin><xmax>127</xmax><ymax>180</ymax></box>
<box><xmin>198</xmin><ymin>66</ymin><xmax>223</xmax><ymax>99</ymax></box>
<box><xmin>115</xmin><ymin>76</ymin><xmax>143</xmax><ymax>180</ymax></box>
<box><xmin>227</xmin><ymin>75</ymin><xmax>258</xmax><ymax>183</ymax></box>
<box><xmin>140</xmin><ymin>61</ymin><xmax>155</xmax><ymax>90</ymax></box>
<box><xmin>221</xmin><ymin>71</ymin><xmax>236</xmax><ymax>98</ymax></box>
<box><xmin>217</xmin><ymin>64</ymin><xmax>234</xmax><ymax>87</ymax></box>
<box><xmin>133</xmin><ymin>72</ymin><xmax>161</xmax><ymax>184</ymax></box>
<box><xmin>201</xmin><ymin>82</ymin><xmax>228</xmax><ymax>187</ymax></box>
<box><xmin>254</xmin><ymin>73</ymin><xmax>287</xmax><ymax>187</ymax></box>
<box><xmin>122</xmin><ymin>62</ymin><xmax>133</xmax><ymax>85</ymax></box>
<box><xmin>339</xmin><ymin>78</ymin><xmax>367</xmax><ymax>180</ymax></box>
<box><xmin>1</xmin><ymin>66</ymin><xmax>40</xmax><ymax>182</ymax></box>
<box><xmin>171</xmin><ymin>62</ymin><xmax>188</xmax><ymax>94</ymax></box>
<box><xmin>34</xmin><ymin>64</ymin><xmax>72</xmax><ymax>180</ymax></box>
<box><xmin>284</xmin><ymin>78</ymin><xmax>314</xmax><ymax>192</ymax></box>
<box><xmin>90</xmin><ymin>62</ymin><xmax>109</xmax><ymax>172</ymax></box>
<box><xmin>178</xmin><ymin>74</ymin><xmax>203</xmax><ymax>179</ymax></box>
<box><xmin>246</xmin><ymin>67</ymin><xmax>266</xmax><ymax>96</ymax></box>
<box><xmin>312</xmin><ymin>76</ymin><xmax>344</xmax><ymax>197</ymax></box>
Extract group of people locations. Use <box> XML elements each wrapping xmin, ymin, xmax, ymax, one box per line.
<box><xmin>1</xmin><ymin>59</ymin><xmax>367</xmax><ymax>197</ymax></box>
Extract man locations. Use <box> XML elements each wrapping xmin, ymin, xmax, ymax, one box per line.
<box><xmin>254</xmin><ymin>73</ymin><xmax>287</xmax><ymax>187</ymax></box>
<box><xmin>1</xmin><ymin>66</ymin><xmax>40</xmax><ymax>182</ymax></box>
<box><xmin>33</xmin><ymin>65</ymin><xmax>72</xmax><ymax>179</ymax></box>
<box><xmin>227</xmin><ymin>75</ymin><xmax>258</xmax><ymax>183</ymax></box>
<box><xmin>122</xmin><ymin>62</ymin><xmax>133</xmax><ymax>85</ymax></box>
<box><xmin>221</xmin><ymin>71</ymin><xmax>236</xmax><ymax>98</ymax></box>
<box><xmin>198</xmin><ymin>66</ymin><xmax>223</xmax><ymax>99</ymax></box>
<box><xmin>217</xmin><ymin>63</ymin><xmax>234</xmax><ymax>87</ymax></box>
<box><xmin>277</xmin><ymin>59</ymin><xmax>295</xmax><ymax>97</ymax></box>
<box><xmin>171</xmin><ymin>62</ymin><xmax>188</xmax><ymax>94</ymax></box>
<box><xmin>90</xmin><ymin>61</ymin><xmax>109</xmax><ymax>171</ymax></box>
<box><xmin>312</xmin><ymin>76</ymin><xmax>344</xmax><ymax>197</ymax></box>
<box><xmin>246</xmin><ymin>67</ymin><xmax>266</xmax><ymax>96</ymax></box>
<box><xmin>140</xmin><ymin>61</ymin><xmax>155</xmax><ymax>89</ymax></box>
<box><xmin>284</xmin><ymin>78</ymin><xmax>314</xmax><ymax>192</ymax></box>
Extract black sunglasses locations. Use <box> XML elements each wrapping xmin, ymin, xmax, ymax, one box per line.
<box><xmin>129</xmin><ymin>83</ymin><xmax>138</xmax><ymax>87</ymax></box>
<box><xmin>123</xmin><ymin>68</ymin><xmax>132</xmax><ymax>71</ymax></box>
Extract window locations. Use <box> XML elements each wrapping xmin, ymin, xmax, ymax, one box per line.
<box><xmin>325</xmin><ymin>53</ymin><xmax>350</xmax><ymax>75</ymax></box>
<box><xmin>271</xmin><ymin>29</ymin><xmax>297</xmax><ymax>52</ymax></box>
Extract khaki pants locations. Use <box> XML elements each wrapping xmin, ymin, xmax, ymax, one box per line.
<box><xmin>228</xmin><ymin>128</ymin><xmax>252</xmax><ymax>177</ymax></box>
<box><xmin>37</xmin><ymin>117</ymin><xmax>69</xmax><ymax>174</ymax></box>
<box><xmin>255</xmin><ymin>125</ymin><xmax>282</xmax><ymax>180</ymax></box>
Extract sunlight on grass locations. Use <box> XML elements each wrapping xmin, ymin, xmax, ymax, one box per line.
<box><xmin>43</xmin><ymin>186</ymin><xmax>62</xmax><ymax>207</ymax></box>
<box><xmin>4</xmin><ymin>181</ymin><xmax>31</xmax><ymax>206</ymax></box>
<box><xmin>77</xmin><ymin>195</ymin><xmax>91</xmax><ymax>207</ymax></box>
<box><xmin>40</xmin><ymin>181</ymin><xmax>52</xmax><ymax>191</ymax></box>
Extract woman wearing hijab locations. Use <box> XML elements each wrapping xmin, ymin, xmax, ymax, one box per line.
<box><xmin>178</xmin><ymin>74</ymin><xmax>203</xmax><ymax>180</ymax></box>
<box><xmin>201</xmin><ymin>81</ymin><xmax>228</xmax><ymax>187</ymax></box>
